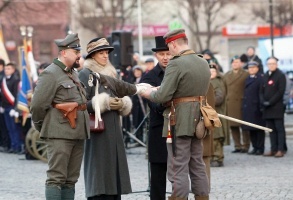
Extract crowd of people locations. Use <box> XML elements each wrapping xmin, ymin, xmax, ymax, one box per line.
<box><xmin>0</xmin><ymin>29</ymin><xmax>292</xmax><ymax>200</ymax></box>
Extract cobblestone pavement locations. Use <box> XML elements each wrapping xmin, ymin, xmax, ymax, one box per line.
<box><xmin>0</xmin><ymin>114</ymin><xmax>293</xmax><ymax>200</ymax></box>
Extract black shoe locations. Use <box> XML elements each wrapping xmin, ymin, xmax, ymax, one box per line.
<box><xmin>232</xmin><ymin>149</ymin><xmax>242</xmax><ymax>153</ymax></box>
<box><xmin>248</xmin><ymin>149</ymin><xmax>257</xmax><ymax>155</ymax></box>
<box><xmin>7</xmin><ymin>148</ymin><xmax>15</xmax><ymax>153</ymax></box>
<box><xmin>211</xmin><ymin>161</ymin><xmax>224</xmax><ymax>167</ymax></box>
<box><xmin>255</xmin><ymin>150</ymin><xmax>264</xmax><ymax>155</ymax></box>
<box><xmin>241</xmin><ymin>149</ymin><xmax>248</xmax><ymax>153</ymax></box>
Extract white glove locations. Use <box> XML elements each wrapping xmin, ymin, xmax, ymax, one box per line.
<box><xmin>14</xmin><ymin>111</ymin><xmax>19</xmax><ymax>118</ymax></box>
<box><xmin>135</xmin><ymin>83</ymin><xmax>152</xmax><ymax>95</ymax></box>
<box><xmin>0</xmin><ymin>107</ymin><xmax>4</xmax><ymax>114</ymax></box>
<box><xmin>9</xmin><ymin>109</ymin><xmax>16</xmax><ymax>117</ymax></box>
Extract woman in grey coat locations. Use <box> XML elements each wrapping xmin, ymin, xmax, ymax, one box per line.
<box><xmin>78</xmin><ymin>37</ymin><xmax>145</xmax><ymax>200</ymax></box>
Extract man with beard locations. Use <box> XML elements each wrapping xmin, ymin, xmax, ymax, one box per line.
<box><xmin>140</xmin><ymin>36</ymin><xmax>172</xmax><ymax>200</ymax></box>
<box><xmin>31</xmin><ymin>33</ymin><xmax>90</xmax><ymax>200</ymax></box>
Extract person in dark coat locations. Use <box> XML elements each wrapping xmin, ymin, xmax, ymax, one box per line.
<box><xmin>131</xmin><ymin>65</ymin><xmax>146</xmax><ymax>142</ymax></box>
<box><xmin>242</xmin><ymin>61</ymin><xmax>266</xmax><ymax>155</ymax></box>
<box><xmin>244</xmin><ymin>46</ymin><xmax>264</xmax><ymax>74</ymax></box>
<box><xmin>1</xmin><ymin>62</ymin><xmax>21</xmax><ymax>153</ymax></box>
<box><xmin>0</xmin><ymin>58</ymin><xmax>10</xmax><ymax>153</ymax></box>
<box><xmin>140</xmin><ymin>36</ymin><xmax>172</xmax><ymax>200</ymax></box>
<box><xmin>261</xmin><ymin>57</ymin><xmax>286</xmax><ymax>157</ymax></box>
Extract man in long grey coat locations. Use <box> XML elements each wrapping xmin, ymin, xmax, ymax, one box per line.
<box><xmin>141</xmin><ymin>29</ymin><xmax>210</xmax><ymax>200</ymax></box>
<box><xmin>31</xmin><ymin>33</ymin><xmax>90</xmax><ymax>200</ymax></box>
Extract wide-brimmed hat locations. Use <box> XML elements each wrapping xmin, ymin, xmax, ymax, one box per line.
<box><xmin>86</xmin><ymin>37</ymin><xmax>114</xmax><ymax>59</ymax></box>
<box><xmin>151</xmin><ymin>36</ymin><xmax>169</xmax><ymax>52</ymax></box>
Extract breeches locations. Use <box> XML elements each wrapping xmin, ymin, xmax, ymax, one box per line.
<box><xmin>46</xmin><ymin>139</ymin><xmax>84</xmax><ymax>188</ymax></box>
<box><xmin>167</xmin><ymin>136</ymin><xmax>209</xmax><ymax>198</ymax></box>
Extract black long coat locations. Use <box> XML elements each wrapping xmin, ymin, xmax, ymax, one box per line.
<box><xmin>140</xmin><ymin>64</ymin><xmax>167</xmax><ymax>163</ymax></box>
<box><xmin>242</xmin><ymin>73</ymin><xmax>266</xmax><ymax>130</ymax></box>
<box><xmin>260</xmin><ymin>68</ymin><xmax>286</xmax><ymax>119</ymax></box>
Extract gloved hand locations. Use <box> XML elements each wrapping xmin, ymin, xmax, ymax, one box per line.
<box><xmin>135</xmin><ymin>83</ymin><xmax>152</xmax><ymax>95</ymax></box>
<box><xmin>14</xmin><ymin>111</ymin><xmax>19</xmax><ymax>118</ymax></box>
<box><xmin>109</xmin><ymin>97</ymin><xmax>124</xmax><ymax>110</ymax></box>
<box><xmin>0</xmin><ymin>106</ymin><xmax>4</xmax><ymax>114</ymax></box>
<box><xmin>263</xmin><ymin>101</ymin><xmax>270</xmax><ymax>107</ymax></box>
<box><xmin>9</xmin><ymin>109</ymin><xmax>16</xmax><ymax>117</ymax></box>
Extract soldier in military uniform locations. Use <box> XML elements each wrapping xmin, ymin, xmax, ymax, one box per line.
<box><xmin>141</xmin><ymin>29</ymin><xmax>210</xmax><ymax>200</ymax></box>
<box><xmin>140</xmin><ymin>36</ymin><xmax>172</xmax><ymax>200</ymax></box>
<box><xmin>30</xmin><ymin>33</ymin><xmax>90</xmax><ymax>200</ymax></box>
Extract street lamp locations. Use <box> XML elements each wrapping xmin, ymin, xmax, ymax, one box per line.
<box><xmin>269</xmin><ymin>0</ymin><xmax>274</xmax><ymax>57</ymax></box>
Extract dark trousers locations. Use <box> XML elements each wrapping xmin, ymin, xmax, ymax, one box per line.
<box><xmin>249</xmin><ymin>130</ymin><xmax>265</xmax><ymax>153</ymax></box>
<box><xmin>266</xmin><ymin>119</ymin><xmax>286</xmax><ymax>152</ymax></box>
<box><xmin>3</xmin><ymin>107</ymin><xmax>20</xmax><ymax>151</ymax></box>
<box><xmin>150</xmin><ymin>163</ymin><xmax>167</xmax><ymax>200</ymax></box>
<box><xmin>88</xmin><ymin>195</ymin><xmax>121</xmax><ymax>200</ymax></box>
<box><xmin>0</xmin><ymin>113</ymin><xmax>10</xmax><ymax>148</ymax></box>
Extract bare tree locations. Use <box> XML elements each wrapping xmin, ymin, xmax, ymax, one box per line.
<box><xmin>178</xmin><ymin>0</ymin><xmax>237</xmax><ymax>52</ymax></box>
<box><xmin>252</xmin><ymin>0</ymin><xmax>293</xmax><ymax>36</ymax></box>
<box><xmin>74</xmin><ymin>0</ymin><xmax>146</xmax><ymax>37</ymax></box>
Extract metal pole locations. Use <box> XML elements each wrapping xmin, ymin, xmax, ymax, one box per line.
<box><xmin>269</xmin><ymin>0</ymin><xmax>274</xmax><ymax>57</ymax></box>
<box><xmin>137</xmin><ymin>0</ymin><xmax>143</xmax><ymax>58</ymax></box>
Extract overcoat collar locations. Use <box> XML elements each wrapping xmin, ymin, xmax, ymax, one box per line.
<box><xmin>225</xmin><ymin>68</ymin><xmax>245</xmax><ymax>85</ymax></box>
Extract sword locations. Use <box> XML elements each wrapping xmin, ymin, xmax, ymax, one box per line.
<box><xmin>218</xmin><ymin>114</ymin><xmax>273</xmax><ymax>132</ymax></box>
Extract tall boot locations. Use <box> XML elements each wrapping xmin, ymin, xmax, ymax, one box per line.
<box><xmin>45</xmin><ymin>185</ymin><xmax>61</xmax><ymax>200</ymax></box>
<box><xmin>61</xmin><ymin>186</ymin><xmax>75</xmax><ymax>200</ymax></box>
<box><xmin>168</xmin><ymin>196</ymin><xmax>187</xmax><ymax>200</ymax></box>
<box><xmin>195</xmin><ymin>195</ymin><xmax>209</xmax><ymax>200</ymax></box>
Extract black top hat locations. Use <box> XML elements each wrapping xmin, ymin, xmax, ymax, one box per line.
<box><xmin>86</xmin><ymin>37</ymin><xmax>114</xmax><ymax>59</ymax></box>
<box><xmin>151</xmin><ymin>36</ymin><xmax>169</xmax><ymax>52</ymax></box>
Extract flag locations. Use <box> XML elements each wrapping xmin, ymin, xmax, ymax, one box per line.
<box><xmin>27</xmin><ymin>40</ymin><xmax>38</xmax><ymax>82</ymax></box>
<box><xmin>17</xmin><ymin>48</ymin><xmax>33</xmax><ymax>126</ymax></box>
<box><xmin>0</xmin><ymin>24</ymin><xmax>9</xmax><ymax>63</ymax></box>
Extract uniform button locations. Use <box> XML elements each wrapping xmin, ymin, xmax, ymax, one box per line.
<box><xmin>68</xmin><ymin>85</ymin><xmax>71</xmax><ymax>88</ymax></box>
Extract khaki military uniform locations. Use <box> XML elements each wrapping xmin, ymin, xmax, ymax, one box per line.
<box><xmin>224</xmin><ymin>68</ymin><xmax>250</xmax><ymax>151</ymax></box>
<box><xmin>150</xmin><ymin>50</ymin><xmax>210</xmax><ymax>199</ymax></box>
<box><xmin>31</xmin><ymin>59</ymin><xmax>89</xmax><ymax>197</ymax></box>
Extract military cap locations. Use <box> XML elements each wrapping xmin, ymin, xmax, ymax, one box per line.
<box><xmin>132</xmin><ymin>65</ymin><xmax>143</xmax><ymax>72</ymax></box>
<box><xmin>247</xmin><ymin>61</ymin><xmax>259</xmax><ymax>67</ymax></box>
<box><xmin>54</xmin><ymin>33</ymin><xmax>81</xmax><ymax>51</ymax></box>
<box><xmin>230</xmin><ymin>55</ymin><xmax>240</xmax><ymax>63</ymax></box>
<box><xmin>145</xmin><ymin>58</ymin><xmax>154</xmax><ymax>63</ymax></box>
<box><xmin>163</xmin><ymin>28</ymin><xmax>187</xmax><ymax>44</ymax></box>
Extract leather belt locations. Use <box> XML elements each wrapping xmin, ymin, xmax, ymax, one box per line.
<box><xmin>165</xmin><ymin>96</ymin><xmax>205</xmax><ymax>107</ymax></box>
<box><xmin>52</xmin><ymin>103</ymin><xmax>87</xmax><ymax>111</ymax></box>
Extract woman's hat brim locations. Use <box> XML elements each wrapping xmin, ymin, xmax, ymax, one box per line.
<box><xmin>85</xmin><ymin>45</ymin><xmax>114</xmax><ymax>59</ymax></box>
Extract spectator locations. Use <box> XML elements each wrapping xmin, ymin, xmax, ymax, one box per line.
<box><xmin>242</xmin><ymin>61</ymin><xmax>266</xmax><ymax>155</ymax></box>
<box><xmin>1</xmin><ymin>62</ymin><xmax>21</xmax><ymax>153</ymax></box>
<box><xmin>144</xmin><ymin>58</ymin><xmax>155</xmax><ymax>73</ymax></box>
<box><xmin>209</xmin><ymin>63</ymin><xmax>227</xmax><ymax>167</ymax></box>
<box><xmin>244</xmin><ymin>46</ymin><xmax>264</xmax><ymax>74</ymax></box>
<box><xmin>224</xmin><ymin>56</ymin><xmax>250</xmax><ymax>153</ymax></box>
<box><xmin>0</xmin><ymin>58</ymin><xmax>10</xmax><ymax>153</ymax></box>
<box><xmin>261</xmin><ymin>57</ymin><xmax>286</xmax><ymax>157</ymax></box>
<box><xmin>132</xmin><ymin>65</ymin><xmax>146</xmax><ymax>142</ymax></box>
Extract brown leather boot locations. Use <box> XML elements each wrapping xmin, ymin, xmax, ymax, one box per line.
<box><xmin>195</xmin><ymin>195</ymin><xmax>209</xmax><ymax>200</ymax></box>
<box><xmin>168</xmin><ymin>196</ymin><xmax>187</xmax><ymax>200</ymax></box>
<box><xmin>274</xmin><ymin>151</ymin><xmax>284</xmax><ymax>158</ymax></box>
<box><xmin>168</xmin><ymin>196</ymin><xmax>176</xmax><ymax>200</ymax></box>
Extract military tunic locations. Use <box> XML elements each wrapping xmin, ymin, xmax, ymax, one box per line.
<box><xmin>30</xmin><ymin>59</ymin><xmax>89</xmax><ymax>191</ymax></box>
<box><xmin>149</xmin><ymin>50</ymin><xmax>211</xmax><ymax>198</ymax></box>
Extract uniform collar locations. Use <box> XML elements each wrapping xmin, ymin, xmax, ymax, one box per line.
<box><xmin>53</xmin><ymin>58</ymin><xmax>72</xmax><ymax>72</ymax></box>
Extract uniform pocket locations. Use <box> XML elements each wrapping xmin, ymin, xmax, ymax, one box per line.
<box><xmin>59</xmin><ymin>82</ymin><xmax>77</xmax><ymax>100</ymax></box>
